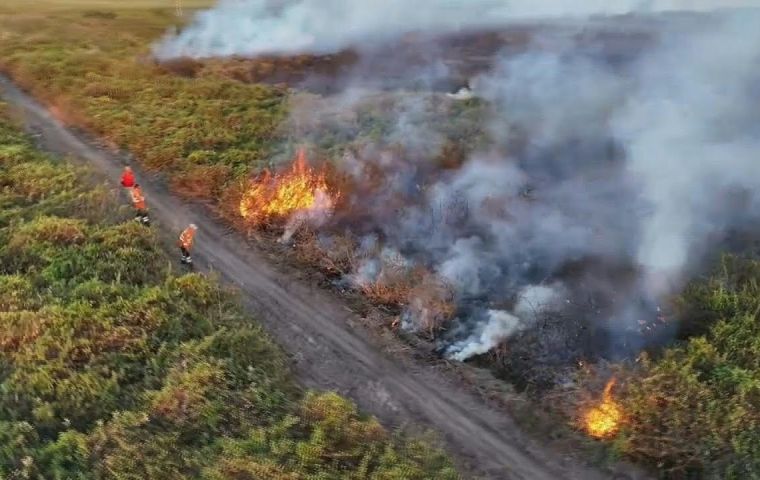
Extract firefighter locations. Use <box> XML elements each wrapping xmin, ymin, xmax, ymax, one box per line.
<box><xmin>120</xmin><ymin>166</ymin><xmax>135</xmax><ymax>188</ymax></box>
<box><xmin>178</xmin><ymin>223</ymin><xmax>198</xmax><ymax>264</ymax></box>
<box><xmin>130</xmin><ymin>183</ymin><xmax>150</xmax><ymax>225</ymax></box>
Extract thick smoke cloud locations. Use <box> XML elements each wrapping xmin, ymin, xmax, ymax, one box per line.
<box><xmin>311</xmin><ymin>9</ymin><xmax>760</xmax><ymax>362</ymax></box>
<box><xmin>154</xmin><ymin>0</ymin><xmax>755</xmax><ymax>59</ymax></box>
<box><xmin>156</xmin><ymin>1</ymin><xmax>760</xmax><ymax>367</ymax></box>
<box><xmin>614</xmin><ymin>14</ymin><xmax>760</xmax><ymax>294</ymax></box>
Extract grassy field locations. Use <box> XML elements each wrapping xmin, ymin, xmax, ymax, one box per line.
<box><xmin>0</xmin><ymin>0</ymin><xmax>213</xmax><ymax>13</ymax></box>
<box><xmin>1</xmin><ymin>1</ymin><xmax>759</xmax><ymax>478</ymax></box>
<box><xmin>0</xmin><ymin>0</ymin><xmax>284</xmax><ymax>206</ymax></box>
<box><xmin>0</xmin><ymin>102</ymin><xmax>457</xmax><ymax>478</ymax></box>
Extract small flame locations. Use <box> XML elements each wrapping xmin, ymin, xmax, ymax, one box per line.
<box><xmin>584</xmin><ymin>378</ymin><xmax>622</xmax><ymax>439</ymax></box>
<box><xmin>240</xmin><ymin>149</ymin><xmax>338</xmax><ymax>227</ymax></box>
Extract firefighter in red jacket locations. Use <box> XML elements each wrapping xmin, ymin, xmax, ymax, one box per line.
<box><xmin>130</xmin><ymin>184</ymin><xmax>150</xmax><ymax>225</ymax></box>
<box><xmin>178</xmin><ymin>223</ymin><xmax>198</xmax><ymax>264</ymax></box>
<box><xmin>121</xmin><ymin>166</ymin><xmax>135</xmax><ymax>188</ymax></box>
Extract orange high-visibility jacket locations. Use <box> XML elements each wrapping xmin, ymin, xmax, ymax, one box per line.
<box><xmin>179</xmin><ymin>227</ymin><xmax>196</xmax><ymax>250</ymax></box>
<box><xmin>131</xmin><ymin>186</ymin><xmax>146</xmax><ymax>210</ymax></box>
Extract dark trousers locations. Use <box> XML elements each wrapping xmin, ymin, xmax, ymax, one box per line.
<box><xmin>180</xmin><ymin>246</ymin><xmax>191</xmax><ymax>259</ymax></box>
<box><xmin>135</xmin><ymin>209</ymin><xmax>149</xmax><ymax>221</ymax></box>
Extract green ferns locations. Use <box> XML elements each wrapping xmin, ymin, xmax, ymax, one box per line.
<box><xmin>0</xmin><ymin>109</ymin><xmax>457</xmax><ymax>478</ymax></box>
<box><xmin>619</xmin><ymin>255</ymin><xmax>760</xmax><ymax>479</ymax></box>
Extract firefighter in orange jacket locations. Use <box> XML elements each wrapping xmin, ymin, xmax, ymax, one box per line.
<box><xmin>130</xmin><ymin>184</ymin><xmax>150</xmax><ymax>225</ymax></box>
<box><xmin>178</xmin><ymin>223</ymin><xmax>198</xmax><ymax>264</ymax></box>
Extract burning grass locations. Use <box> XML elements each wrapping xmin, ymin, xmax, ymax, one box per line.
<box><xmin>234</xmin><ymin>148</ymin><xmax>459</xmax><ymax>338</ymax></box>
<box><xmin>245</xmin><ymin>163</ymin><xmax>458</xmax><ymax>338</ymax></box>
<box><xmin>583</xmin><ymin>378</ymin><xmax>623</xmax><ymax>439</ymax></box>
<box><xmin>239</xmin><ymin>148</ymin><xmax>339</xmax><ymax>229</ymax></box>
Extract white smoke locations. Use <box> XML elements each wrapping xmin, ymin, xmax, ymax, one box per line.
<box><xmin>152</xmin><ymin>0</ymin><xmax>760</xmax><ymax>363</ymax></box>
<box><xmin>448</xmin><ymin>284</ymin><xmax>564</xmax><ymax>361</ymax></box>
<box><xmin>613</xmin><ymin>13</ymin><xmax>760</xmax><ymax>296</ymax></box>
<box><xmin>449</xmin><ymin>310</ymin><xmax>523</xmax><ymax>361</ymax></box>
<box><xmin>308</xmin><ymin>9</ymin><xmax>760</xmax><ymax>360</ymax></box>
<box><xmin>446</xmin><ymin>87</ymin><xmax>474</xmax><ymax>101</ymax></box>
<box><xmin>280</xmin><ymin>188</ymin><xmax>335</xmax><ymax>243</ymax></box>
<box><xmin>154</xmin><ymin>0</ymin><xmax>756</xmax><ymax>59</ymax></box>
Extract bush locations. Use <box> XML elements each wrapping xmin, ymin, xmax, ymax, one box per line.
<box><xmin>616</xmin><ymin>255</ymin><xmax>760</xmax><ymax>479</ymax></box>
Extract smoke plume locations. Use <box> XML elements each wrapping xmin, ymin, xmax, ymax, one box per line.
<box><xmin>156</xmin><ymin>2</ymin><xmax>760</xmax><ymax>373</ymax></box>
<box><xmin>154</xmin><ymin>0</ymin><xmax>755</xmax><ymax>59</ymax></box>
<box><xmin>448</xmin><ymin>284</ymin><xmax>565</xmax><ymax>361</ymax></box>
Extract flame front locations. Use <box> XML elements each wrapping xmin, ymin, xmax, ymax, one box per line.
<box><xmin>240</xmin><ymin>149</ymin><xmax>337</xmax><ymax>226</ymax></box>
<box><xmin>584</xmin><ymin>378</ymin><xmax>622</xmax><ymax>439</ymax></box>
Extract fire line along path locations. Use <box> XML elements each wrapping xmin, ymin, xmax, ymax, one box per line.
<box><xmin>0</xmin><ymin>74</ymin><xmax>642</xmax><ymax>480</ymax></box>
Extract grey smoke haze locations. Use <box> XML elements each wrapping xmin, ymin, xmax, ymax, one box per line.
<box><xmin>304</xmin><ymin>9</ymin><xmax>760</xmax><ymax>362</ymax></box>
<box><xmin>157</xmin><ymin>1</ymin><xmax>760</xmax><ymax>365</ymax></box>
<box><xmin>154</xmin><ymin>0</ymin><xmax>756</xmax><ymax>59</ymax></box>
<box><xmin>615</xmin><ymin>14</ymin><xmax>760</xmax><ymax>294</ymax></box>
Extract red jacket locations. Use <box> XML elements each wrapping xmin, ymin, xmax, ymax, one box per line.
<box><xmin>121</xmin><ymin>169</ymin><xmax>135</xmax><ymax>188</ymax></box>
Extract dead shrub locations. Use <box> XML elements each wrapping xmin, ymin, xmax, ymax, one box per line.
<box><xmin>217</xmin><ymin>181</ymin><xmax>249</xmax><ymax>231</ymax></box>
<box><xmin>82</xmin><ymin>82</ymin><xmax>130</xmax><ymax>101</ymax></box>
<box><xmin>294</xmin><ymin>230</ymin><xmax>358</xmax><ymax>275</ymax></box>
<box><xmin>170</xmin><ymin>164</ymin><xmax>233</xmax><ymax>201</ymax></box>
<box><xmin>158</xmin><ymin>57</ymin><xmax>203</xmax><ymax>78</ymax></box>
<box><xmin>404</xmin><ymin>272</ymin><xmax>456</xmax><ymax>338</ymax></box>
<box><xmin>361</xmin><ymin>262</ymin><xmax>414</xmax><ymax>307</ymax></box>
<box><xmin>361</xmin><ymin>265</ymin><xmax>455</xmax><ymax>337</ymax></box>
<box><xmin>47</xmin><ymin>96</ymin><xmax>94</xmax><ymax>132</ymax></box>
<box><xmin>251</xmin><ymin>60</ymin><xmax>275</xmax><ymax>79</ymax></box>
<box><xmin>187</xmin><ymin>50</ymin><xmax>359</xmax><ymax>86</ymax></box>
<box><xmin>436</xmin><ymin>141</ymin><xmax>466</xmax><ymax>170</ymax></box>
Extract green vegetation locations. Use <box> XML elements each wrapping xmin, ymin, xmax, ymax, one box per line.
<box><xmin>0</xmin><ymin>107</ymin><xmax>456</xmax><ymax>478</ymax></box>
<box><xmin>615</xmin><ymin>256</ymin><xmax>760</xmax><ymax>479</ymax></box>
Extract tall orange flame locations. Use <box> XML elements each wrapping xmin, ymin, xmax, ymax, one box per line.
<box><xmin>239</xmin><ymin>149</ymin><xmax>337</xmax><ymax>227</ymax></box>
<box><xmin>584</xmin><ymin>378</ymin><xmax>622</xmax><ymax>439</ymax></box>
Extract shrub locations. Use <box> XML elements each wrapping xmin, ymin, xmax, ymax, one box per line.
<box><xmin>615</xmin><ymin>255</ymin><xmax>760</xmax><ymax>479</ymax></box>
<box><xmin>7</xmin><ymin>217</ymin><xmax>86</xmax><ymax>249</ymax></box>
<box><xmin>170</xmin><ymin>163</ymin><xmax>232</xmax><ymax>200</ymax></box>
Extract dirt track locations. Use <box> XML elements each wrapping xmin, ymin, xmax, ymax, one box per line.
<box><xmin>0</xmin><ymin>74</ymin><xmax>644</xmax><ymax>480</ymax></box>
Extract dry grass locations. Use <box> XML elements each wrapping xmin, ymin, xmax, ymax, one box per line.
<box><xmin>1</xmin><ymin>0</ymin><xmax>213</xmax><ymax>14</ymax></box>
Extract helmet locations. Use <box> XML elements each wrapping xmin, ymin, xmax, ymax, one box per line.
<box><xmin>190</xmin><ymin>223</ymin><xmax>198</xmax><ymax>230</ymax></box>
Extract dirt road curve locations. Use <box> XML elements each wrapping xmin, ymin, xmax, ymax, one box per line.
<box><xmin>1</xmin><ymin>75</ymin><xmax>640</xmax><ymax>480</ymax></box>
